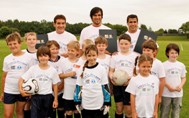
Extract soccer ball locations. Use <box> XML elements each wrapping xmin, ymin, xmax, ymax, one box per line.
<box><xmin>112</xmin><ymin>70</ymin><xmax>129</xmax><ymax>86</ymax></box>
<box><xmin>22</xmin><ymin>78</ymin><xmax>39</xmax><ymax>94</ymax></box>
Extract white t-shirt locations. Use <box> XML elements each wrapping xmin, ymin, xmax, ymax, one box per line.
<box><xmin>126</xmin><ymin>29</ymin><xmax>141</xmax><ymax>51</ymax></box>
<box><xmin>22</xmin><ymin>65</ymin><xmax>60</xmax><ymax>95</ymax></box>
<box><xmin>162</xmin><ymin>60</ymin><xmax>187</xmax><ymax>97</ymax></box>
<box><xmin>48</xmin><ymin>31</ymin><xmax>77</xmax><ymax>55</ymax></box>
<box><xmin>22</xmin><ymin>49</ymin><xmax>38</xmax><ymax>65</ymax></box>
<box><xmin>3</xmin><ymin>52</ymin><xmax>34</xmax><ymax>94</ymax></box>
<box><xmin>126</xmin><ymin>74</ymin><xmax>159</xmax><ymax>117</ymax></box>
<box><xmin>97</xmin><ymin>54</ymin><xmax>111</xmax><ymax>74</ymax></box>
<box><xmin>79</xmin><ymin>24</ymin><xmax>111</xmax><ymax>47</ymax></box>
<box><xmin>76</xmin><ymin>63</ymin><xmax>108</xmax><ymax>110</ymax></box>
<box><xmin>59</xmin><ymin>58</ymin><xmax>80</xmax><ymax>100</ymax></box>
<box><xmin>110</xmin><ymin>52</ymin><xmax>139</xmax><ymax>77</ymax></box>
<box><xmin>151</xmin><ymin>58</ymin><xmax>166</xmax><ymax>79</ymax></box>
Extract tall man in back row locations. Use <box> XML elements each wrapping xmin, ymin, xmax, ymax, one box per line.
<box><xmin>125</xmin><ymin>14</ymin><xmax>141</xmax><ymax>51</ymax></box>
<box><xmin>79</xmin><ymin>7</ymin><xmax>111</xmax><ymax>47</ymax></box>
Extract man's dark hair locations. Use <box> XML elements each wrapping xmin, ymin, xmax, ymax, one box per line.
<box><xmin>90</xmin><ymin>7</ymin><xmax>103</xmax><ymax>18</ymax></box>
<box><xmin>127</xmin><ymin>14</ymin><xmax>138</xmax><ymax>23</ymax></box>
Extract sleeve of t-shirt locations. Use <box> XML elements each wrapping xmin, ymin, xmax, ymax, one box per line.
<box><xmin>158</xmin><ymin>62</ymin><xmax>166</xmax><ymax>78</ymax></box>
<box><xmin>181</xmin><ymin>63</ymin><xmax>187</xmax><ymax>78</ymax></box>
<box><xmin>2</xmin><ymin>57</ymin><xmax>8</xmax><ymax>72</ymax></box>
<box><xmin>125</xmin><ymin>77</ymin><xmax>136</xmax><ymax>95</ymax></box>
<box><xmin>101</xmin><ymin>67</ymin><xmax>109</xmax><ymax>85</ymax></box>
<box><xmin>79</xmin><ymin>30</ymin><xmax>85</xmax><ymax>48</ymax></box>
<box><xmin>21</xmin><ymin>66</ymin><xmax>34</xmax><ymax>81</ymax></box>
<box><xmin>109</xmin><ymin>55</ymin><xmax>116</xmax><ymax>69</ymax></box>
<box><xmin>52</xmin><ymin>69</ymin><xmax>61</xmax><ymax>84</ymax></box>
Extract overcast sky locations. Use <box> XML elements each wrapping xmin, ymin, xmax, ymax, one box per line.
<box><xmin>0</xmin><ymin>0</ymin><xmax>189</xmax><ymax>31</ymax></box>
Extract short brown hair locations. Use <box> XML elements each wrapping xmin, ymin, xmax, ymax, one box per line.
<box><xmin>127</xmin><ymin>14</ymin><xmax>138</xmax><ymax>23</ymax></box>
<box><xmin>90</xmin><ymin>7</ymin><xmax>103</xmax><ymax>18</ymax></box>
<box><xmin>54</xmin><ymin>14</ymin><xmax>66</xmax><ymax>23</ymax></box>
<box><xmin>5</xmin><ymin>32</ymin><xmax>22</xmax><ymax>45</ymax></box>
<box><xmin>95</xmin><ymin>36</ymin><xmax>108</xmax><ymax>45</ymax></box>
<box><xmin>142</xmin><ymin>39</ymin><xmax>157</xmax><ymax>52</ymax></box>
<box><xmin>37</xmin><ymin>45</ymin><xmax>51</xmax><ymax>59</ymax></box>
<box><xmin>118</xmin><ymin>33</ymin><xmax>131</xmax><ymax>43</ymax></box>
<box><xmin>165</xmin><ymin>43</ymin><xmax>180</xmax><ymax>58</ymax></box>
<box><xmin>46</xmin><ymin>40</ymin><xmax>60</xmax><ymax>49</ymax></box>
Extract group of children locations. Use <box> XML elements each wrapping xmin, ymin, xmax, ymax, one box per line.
<box><xmin>0</xmin><ymin>31</ymin><xmax>187</xmax><ymax>118</ymax></box>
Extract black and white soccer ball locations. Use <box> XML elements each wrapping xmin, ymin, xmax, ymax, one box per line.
<box><xmin>22</xmin><ymin>78</ymin><xmax>39</xmax><ymax>94</ymax></box>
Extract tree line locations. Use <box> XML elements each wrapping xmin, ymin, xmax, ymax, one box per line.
<box><xmin>0</xmin><ymin>19</ymin><xmax>188</xmax><ymax>38</ymax></box>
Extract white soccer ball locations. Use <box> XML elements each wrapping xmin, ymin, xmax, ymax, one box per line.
<box><xmin>112</xmin><ymin>70</ymin><xmax>129</xmax><ymax>86</ymax></box>
<box><xmin>22</xmin><ymin>78</ymin><xmax>39</xmax><ymax>94</ymax></box>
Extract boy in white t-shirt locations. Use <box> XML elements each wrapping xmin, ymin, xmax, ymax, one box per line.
<box><xmin>142</xmin><ymin>39</ymin><xmax>165</xmax><ymax>103</ymax></box>
<box><xmin>46</xmin><ymin>40</ymin><xmax>65</xmax><ymax>118</ymax></box>
<box><xmin>160</xmin><ymin>43</ymin><xmax>187</xmax><ymax>118</ymax></box>
<box><xmin>95</xmin><ymin>36</ymin><xmax>111</xmax><ymax>118</ymax></box>
<box><xmin>126</xmin><ymin>54</ymin><xmax>159</xmax><ymax>118</ymax></box>
<box><xmin>48</xmin><ymin>14</ymin><xmax>77</xmax><ymax>57</ymax></box>
<box><xmin>19</xmin><ymin>46</ymin><xmax>60</xmax><ymax>118</ymax></box>
<box><xmin>59</xmin><ymin>41</ymin><xmax>81</xmax><ymax>118</ymax></box>
<box><xmin>0</xmin><ymin>32</ymin><xmax>34</xmax><ymax>118</ymax></box>
<box><xmin>109</xmin><ymin>34</ymin><xmax>139</xmax><ymax>118</ymax></box>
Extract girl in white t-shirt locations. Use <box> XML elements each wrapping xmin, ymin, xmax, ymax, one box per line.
<box><xmin>59</xmin><ymin>41</ymin><xmax>81</xmax><ymax>118</ymax></box>
<box><xmin>126</xmin><ymin>54</ymin><xmax>159</xmax><ymax>118</ymax></box>
<box><xmin>74</xmin><ymin>45</ymin><xmax>111</xmax><ymax>118</ymax></box>
<box><xmin>46</xmin><ymin>40</ymin><xmax>65</xmax><ymax>118</ymax></box>
<box><xmin>19</xmin><ymin>46</ymin><xmax>60</xmax><ymax>118</ymax></box>
<box><xmin>160</xmin><ymin>43</ymin><xmax>187</xmax><ymax>118</ymax></box>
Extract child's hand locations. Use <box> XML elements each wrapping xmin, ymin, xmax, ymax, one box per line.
<box><xmin>20</xmin><ymin>89</ymin><xmax>31</xmax><ymax>97</ymax></box>
<box><xmin>153</xmin><ymin>111</ymin><xmax>158</xmax><ymax>118</ymax></box>
<box><xmin>76</xmin><ymin>105</ymin><xmax>82</xmax><ymax>114</ymax></box>
<box><xmin>167</xmin><ymin>85</ymin><xmax>175</xmax><ymax>92</ymax></box>
<box><xmin>175</xmin><ymin>85</ymin><xmax>182</xmax><ymax>92</ymax></box>
<box><xmin>52</xmin><ymin>100</ymin><xmax>58</xmax><ymax>108</ymax></box>
<box><xmin>103</xmin><ymin>106</ymin><xmax>110</xmax><ymax>115</ymax></box>
<box><xmin>110</xmin><ymin>76</ymin><xmax>117</xmax><ymax>85</ymax></box>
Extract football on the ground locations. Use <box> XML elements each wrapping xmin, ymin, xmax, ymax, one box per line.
<box><xmin>22</xmin><ymin>78</ymin><xmax>39</xmax><ymax>94</ymax></box>
<box><xmin>112</xmin><ymin>70</ymin><xmax>129</xmax><ymax>86</ymax></box>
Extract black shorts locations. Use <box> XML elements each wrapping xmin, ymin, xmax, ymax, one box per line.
<box><xmin>4</xmin><ymin>92</ymin><xmax>27</xmax><ymax>104</ymax></box>
<box><xmin>63</xmin><ymin>99</ymin><xmax>76</xmax><ymax>111</ymax></box>
<box><xmin>113</xmin><ymin>85</ymin><xmax>130</xmax><ymax>105</ymax></box>
<box><xmin>31</xmin><ymin>94</ymin><xmax>53</xmax><ymax>118</ymax></box>
<box><xmin>82</xmin><ymin>109</ymin><xmax>103</xmax><ymax>118</ymax></box>
<box><xmin>57</xmin><ymin>93</ymin><xmax>64</xmax><ymax>108</ymax></box>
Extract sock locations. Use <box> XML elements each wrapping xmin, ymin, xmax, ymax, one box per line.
<box><xmin>24</xmin><ymin>110</ymin><xmax>31</xmax><ymax>118</ymax></box>
<box><xmin>57</xmin><ymin>110</ymin><xmax>65</xmax><ymax>118</ymax></box>
<box><xmin>74</xmin><ymin>113</ymin><xmax>81</xmax><ymax>118</ymax></box>
<box><xmin>52</xmin><ymin>109</ymin><xmax>56</xmax><ymax>118</ymax></box>
<box><xmin>115</xmin><ymin>113</ymin><xmax>123</xmax><ymax>118</ymax></box>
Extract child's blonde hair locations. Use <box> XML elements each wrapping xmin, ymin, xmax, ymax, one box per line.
<box><xmin>95</xmin><ymin>36</ymin><xmax>108</xmax><ymax>45</ymax></box>
<box><xmin>67</xmin><ymin>40</ymin><xmax>80</xmax><ymax>51</ymax></box>
<box><xmin>82</xmin><ymin>39</ymin><xmax>94</xmax><ymax>48</ymax></box>
<box><xmin>5</xmin><ymin>32</ymin><xmax>22</xmax><ymax>44</ymax></box>
<box><xmin>24</xmin><ymin>32</ymin><xmax>37</xmax><ymax>41</ymax></box>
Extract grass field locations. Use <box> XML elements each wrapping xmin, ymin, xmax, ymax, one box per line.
<box><xmin>0</xmin><ymin>36</ymin><xmax>189</xmax><ymax>117</ymax></box>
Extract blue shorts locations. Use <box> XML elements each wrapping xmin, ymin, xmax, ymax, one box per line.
<box><xmin>3</xmin><ymin>92</ymin><xmax>27</xmax><ymax>104</ymax></box>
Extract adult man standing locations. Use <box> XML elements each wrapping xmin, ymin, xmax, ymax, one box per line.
<box><xmin>48</xmin><ymin>14</ymin><xmax>77</xmax><ymax>57</ymax></box>
<box><xmin>79</xmin><ymin>7</ymin><xmax>111</xmax><ymax>46</ymax></box>
<box><xmin>125</xmin><ymin>14</ymin><xmax>141</xmax><ymax>51</ymax></box>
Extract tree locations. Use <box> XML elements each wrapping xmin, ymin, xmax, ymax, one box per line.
<box><xmin>155</xmin><ymin>28</ymin><xmax>164</xmax><ymax>36</ymax></box>
<box><xmin>140</xmin><ymin>24</ymin><xmax>147</xmax><ymax>30</ymax></box>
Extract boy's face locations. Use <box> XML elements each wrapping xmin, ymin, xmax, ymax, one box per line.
<box><xmin>7</xmin><ymin>40</ymin><xmax>21</xmax><ymax>54</ymax></box>
<box><xmin>119</xmin><ymin>39</ymin><xmax>131</xmax><ymax>52</ymax></box>
<box><xmin>127</xmin><ymin>18</ymin><xmax>138</xmax><ymax>33</ymax></box>
<box><xmin>96</xmin><ymin>43</ymin><xmax>107</xmax><ymax>54</ymax></box>
<box><xmin>67</xmin><ymin>47</ymin><xmax>79</xmax><ymax>58</ymax></box>
<box><xmin>91</xmin><ymin>11</ymin><xmax>102</xmax><ymax>27</ymax></box>
<box><xmin>53</xmin><ymin>19</ymin><xmax>66</xmax><ymax>34</ymax></box>
<box><xmin>142</xmin><ymin>48</ymin><xmax>154</xmax><ymax>58</ymax></box>
<box><xmin>49</xmin><ymin>44</ymin><xmax>59</xmax><ymax>58</ymax></box>
<box><xmin>168</xmin><ymin>49</ymin><xmax>178</xmax><ymax>61</ymax></box>
<box><xmin>38</xmin><ymin>55</ymin><xmax>50</xmax><ymax>65</ymax></box>
<box><xmin>26</xmin><ymin>35</ymin><xmax>37</xmax><ymax>48</ymax></box>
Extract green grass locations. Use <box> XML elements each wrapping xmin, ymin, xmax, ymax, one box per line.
<box><xmin>0</xmin><ymin>36</ymin><xmax>189</xmax><ymax>117</ymax></box>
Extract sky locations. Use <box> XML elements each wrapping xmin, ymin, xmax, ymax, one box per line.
<box><xmin>0</xmin><ymin>0</ymin><xmax>189</xmax><ymax>31</ymax></box>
